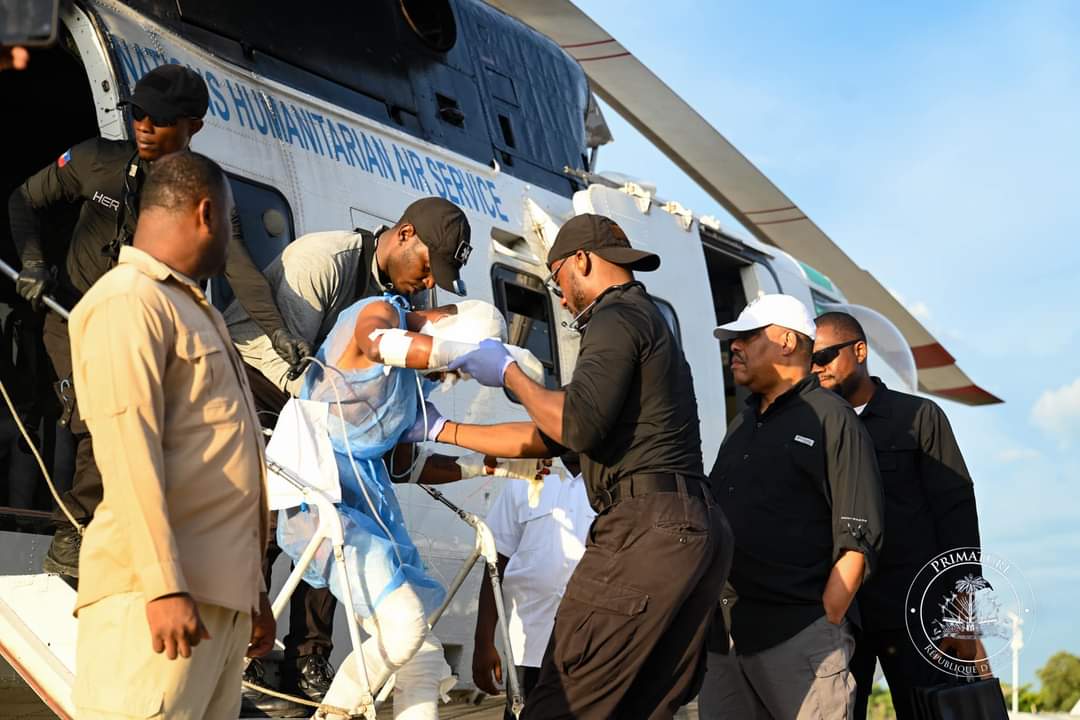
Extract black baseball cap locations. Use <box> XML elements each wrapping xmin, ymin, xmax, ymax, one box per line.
<box><xmin>119</xmin><ymin>65</ymin><xmax>209</xmax><ymax>122</ymax></box>
<box><xmin>401</xmin><ymin>197</ymin><xmax>472</xmax><ymax>294</ymax></box>
<box><xmin>547</xmin><ymin>214</ymin><xmax>660</xmax><ymax>271</ymax></box>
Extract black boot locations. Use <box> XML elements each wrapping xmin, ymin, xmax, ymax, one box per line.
<box><xmin>42</xmin><ymin>524</ymin><xmax>81</xmax><ymax>578</ymax></box>
<box><xmin>290</xmin><ymin>653</ymin><xmax>335</xmax><ymax>703</ymax></box>
<box><xmin>240</xmin><ymin>658</ymin><xmax>311</xmax><ymax>718</ymax></box>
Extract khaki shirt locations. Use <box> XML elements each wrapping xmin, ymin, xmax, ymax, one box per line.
<box><xmin>70</xmin><ymin>246</ymin><xmax>268</xmax><ymax>616</ymax></box>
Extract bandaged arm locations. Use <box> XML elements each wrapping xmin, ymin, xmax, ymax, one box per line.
<box><xmin>351</xmin><ymin>300</ymin><xmax>473</xmax><ymax>370</ymax></box>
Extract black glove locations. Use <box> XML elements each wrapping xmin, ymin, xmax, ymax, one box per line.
<box><xmin>15</xmin><ymin>262</ymin><xmax>54</xmax><ymax>312</ymax></box>
<box><xmin>270</xmin><ymin>328</ymin><xmax>313</xmax><ymax>381</ymax></box>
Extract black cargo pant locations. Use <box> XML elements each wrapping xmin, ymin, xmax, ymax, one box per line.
<box><xmin>851</xmin><ymin>627</ymin><xmax>949</xmax><ymax>720</ymax></box>
<box><xmin>521</xmin><ymin>479</ymin><xmax>734</xmax><ymax>720</ymax></box>
<box><xmin>246</xmin><ymin>362</ymin><xmax>338</xmax><ymax>660</ymax></box>
<box><xmin>42</xmin><ymin>312</ymin><xmax>101</xmax><ymax>524</ymax></box>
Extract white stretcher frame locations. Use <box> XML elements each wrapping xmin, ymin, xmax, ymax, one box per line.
<box><xmin>265</xmin><ymin>459</ymin><xmax>524</xmax><ymax>719</ymax></box>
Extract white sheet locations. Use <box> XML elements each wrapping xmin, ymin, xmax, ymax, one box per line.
<box><xmin>265</xmin><ymin>398</ymin><xmax>342</xmax><ymax>510</ymax></box>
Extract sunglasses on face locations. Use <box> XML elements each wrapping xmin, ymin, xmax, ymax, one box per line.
<box><xmin>811</xmin><ymin>339</ymin><xmax>860</xmax><ymax>367</ymax></box>
<box><xmin>130</xmin><ymin>106</ymin><xmax>180</xmax><ymax>127</ymax></box>
<box><xmin>544</xmin><ymin>254</ymin><xmax>577</xmax><ymax>299</ymax></box>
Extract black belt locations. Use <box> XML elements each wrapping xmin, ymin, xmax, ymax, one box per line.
<box><xmin>599</xmin><ymin>473</ymin><xmax>710</xmax><ymax>510</ymax></box>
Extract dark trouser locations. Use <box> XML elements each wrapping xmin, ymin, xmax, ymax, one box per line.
<box><xmin>42</xmin><ymin>312</ymin><xmax>101</xmax><ymax>524</ymax></box>
<box><xmin>520</xmin><ymin>481</ymin><xmax>734</xmax><ymax>720</ymax></box>
<box><xmin>263</xmin><ymin>533</ymin><xmax>337</xmax><ymax>659</ymax></box>
<box><xmin>246</xmin><ymin>362</ymin><xmax>337</xmax><ymax>660</ymax></box>
<box><xmin>851</xmin><ymin>627</ymin><xmax>948</xmax><ymax>720</ymax></box>
<box><xmin>504</xmin><ymin>666</ymin><xmax>541</xmax><ymax>720</ymax></box>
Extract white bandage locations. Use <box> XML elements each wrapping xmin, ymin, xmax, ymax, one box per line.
<box><xmin>427</xmin><ymin>336</ymin><xmax>480</xmax><ymax>370</ymax></box>
<box><xmin>456</xmin><ymin>452</ymin><xmax>487</xmax><ymax>480</ymax></box>
<box><xmin>429</xmin><ymin>301</ymin><xmax>507</xmax><ymax>343</ymax></box>
<box><xmin>423</xmin><ymin>300</ymin><xmax>508</xmax><ymax>371</ymax></box>
<box><xmin>369</xmin><ymin>328</ymin><xmax>414</xmax><ymax>367</ymax></box>
<box><xmin>506</xmin><ymin>346</ymin><xmax>545</xmax><ymax>384</ymax></box>
<box><xmin>456</xmin><ymin>452</ymin><xmax>547</xmax><ymax>491</ymax></box>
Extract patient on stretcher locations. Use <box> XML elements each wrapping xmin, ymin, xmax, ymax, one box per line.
<box><xmin>274</xmin><ymin>294</ymin><xmax>546</xmax><ymax>720</ymax></box>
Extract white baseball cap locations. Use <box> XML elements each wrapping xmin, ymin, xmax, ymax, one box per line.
<box><xmin>713</xmin><ymin>294</ymin><xmax>817</xmax><ymax>341</ymax></box>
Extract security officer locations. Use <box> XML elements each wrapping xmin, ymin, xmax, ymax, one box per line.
<box><xmin>7</xmin><ymin>64</ymin><xmax>309</xmax><ymax>578</ymax></box>
<box><xmin>813</xmin><ymin>311</ymin><xmax>983</xmax><ymax>719</ymax></box>
<box><xmin>700</xmin><ymin>294</ymin><xmax>884</xmax><ymax>720</ymax></box>
<box><xmin>444</xmin><ymin>214</ymin><xmax>734</xmax><ymax>719</ymax></box>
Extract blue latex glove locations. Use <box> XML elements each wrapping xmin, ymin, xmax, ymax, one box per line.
<box><xmin>449</xmin><ymin>339</ymin><xmax>515</xmax><ymax>388</ymax></box>
<box><xmin>401</xmin><ymin>401</ymin><xmax>447</xmax><ymax>443</ymax></box>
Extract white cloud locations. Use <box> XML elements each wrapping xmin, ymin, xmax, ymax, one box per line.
<box><xmin>1031</xmin><ymin>377</ymin><xmax>1080</xmax><ymax>443</ymax></box>
<box><xmin>995</xmin><ymin>447</ymin><xmax>1041</xmax><ymax>463</ymax></box>
<box><xmin>885</xmin><ymin>287</ymin><xmax>932</xmax><ymax>321</ymax></box>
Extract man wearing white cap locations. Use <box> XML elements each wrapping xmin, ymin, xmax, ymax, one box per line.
<box><xmin>698</xmin><ymin>294</ymin><xmax>885</xmax><ymax>720</ymax></box>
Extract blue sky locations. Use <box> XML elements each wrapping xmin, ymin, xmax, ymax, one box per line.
<box><xmin>576</xmin><ymin>0</ymin><xmax>1080</xmax><ymax>685</ymax></box>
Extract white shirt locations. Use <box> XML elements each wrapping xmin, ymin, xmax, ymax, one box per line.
<box><xmin>485</xmin><ymin>473</ymin><xmax>595</xmax><ymax>667</ymax></box>
<box><xmin>853</xmin><ymin>402</ymin><xmax>868</xmax><ymax>415</ymax></box>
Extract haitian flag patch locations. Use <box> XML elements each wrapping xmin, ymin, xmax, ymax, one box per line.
<box><xmin>57</xmin><ymin>149</ymin><xmax>72</xmax><ymax>167</ymax></box>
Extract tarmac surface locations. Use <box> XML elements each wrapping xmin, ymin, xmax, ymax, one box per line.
<box><xmin>2</xmin><ymin>657</ymin><xmax>701</xmax><ymax>720</ymax></box>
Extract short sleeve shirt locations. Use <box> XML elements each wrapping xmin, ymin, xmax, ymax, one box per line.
<box><xmin>486</xmin><ymin>473</ymin><xmax>595</xmax><ymax>667</ymax></box>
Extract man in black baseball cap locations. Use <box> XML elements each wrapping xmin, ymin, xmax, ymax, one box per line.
<box><xmin>543</xmin><ymin>213</ymin><xmax>659</xmax><ymax>329</ymax></box>
<box><xmin>394</xmin><ymin>196</ymin><xmax>472</xmax><ymax>294</ymax></box>
<box><xmin>547</xmin><ymin>213</ymin><xmax>660</xmax><ymax>271</ymax></box>
<box><xmin>118</xmin><ymin>63</ymin><xmax>210</xmax><ymax>138</ymax></box>
<box><xmin>446</xmin><ymin>213</ymin><xmax>732</xmax><ymax>718</ymax></box>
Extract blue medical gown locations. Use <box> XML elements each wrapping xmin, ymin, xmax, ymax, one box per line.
<box><xmin>276</xmin><ymin>296</ymin><xmax>446</xmax><ymax>618</ymax></box>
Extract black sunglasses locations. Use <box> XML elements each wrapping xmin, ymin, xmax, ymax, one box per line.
<box><xmin>130</xmin><ymin>105</ymin><xmax>180</xmax><ymax>127</ymax></box>
<box><xmin>811</xmin><ymin>339</ymin><xmax>860</xmax><ymax>367</ymax></box>
<box><xmin>544</xmin><ymin>253</ymin><xmax>585</xmax><ymax>299</ymax></box>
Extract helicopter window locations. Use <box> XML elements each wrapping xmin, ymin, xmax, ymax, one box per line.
<box><xmin>208</xmin><ymin>174</ymin><xmax>295</xmax><ymax>312</ymax></box>
<box><xmin>400</xmin><ymin>0</ymin><xmax>457</xmax><ymax>53</ymax></box>
<box><xmin>491</xmin><ymin>266</ymin><xmax>561</xmax><ymax>398</ymax></box>
<box><xmin>497</xmin><ymin>114</ymin><xmax>516</xmax><ymax>149</ymax></box>
<box><xmin>436</xmin><ymin>93</ymin><xmax>465</xmax><ymax>127</ymax></box>
<box><xmin>651</xmin><ymin>296</ymin><xmax>683</xmax><ymax>350</ymax></box>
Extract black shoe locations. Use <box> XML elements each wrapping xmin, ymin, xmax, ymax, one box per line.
<box><xmin>292</xmin><ymin>653</ymin><xmax>335</xmax><ymax>703</ymax></box>
<box><xmin>42</xmin><ymin>524</ymin><xmax>81</xmax><ymax>578</ymax></box>
<box><xmin>240</xmin><ymin>658</ymin><xmax>311</xmax><ymax>718</ymax></box>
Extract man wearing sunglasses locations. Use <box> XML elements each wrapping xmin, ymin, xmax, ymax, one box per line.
<box><xmin>442</xmin><ymin>214</ymin><xmax>733</xmax><ymax>719</ymax></box>
<box><xmin>699</xmin><ymin>294</ymin><xmax>884</xmax><ymax>720</ymax></box>
<box><xmin>813</xmin><ymin>311</ymin><xmax>983</xmax><ymax>719</ymax></box>
<box><xmin>7</xmin><ymin>64</ymin><xmax>307</xmax><ymax>583</ymax></box>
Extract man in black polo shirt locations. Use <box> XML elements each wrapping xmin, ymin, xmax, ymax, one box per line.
<box><xmin>444</xmin><ymin>214</ymin><xmax>733</xmax><ymax>719</ymax></box>
<box><xmin>700</xmin><ymin>294</ymin><xmax>884</xmax><ymax>720</ymax></box>
<box><xmin>813</xmin><ymin>311</ymin><xmax>983</xmax><ymax>720</ymax></box>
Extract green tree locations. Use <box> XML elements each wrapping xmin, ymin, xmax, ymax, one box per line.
<box><xmin>1035</xmin><ymin>651</ymin><xmax>1080</xmax><ymax>712</ymax></box>
<box><xmin>1001</xmin><ymin>682</ymin><xmax>1042</xmax><ymax>713</ymax></box>
<box><xmin>866</xmin><ymin>683</ymin><xmax>895</xmax><ymax>720</ymax></box>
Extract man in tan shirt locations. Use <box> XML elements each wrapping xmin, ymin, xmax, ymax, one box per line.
<box><xmin>68</xmin><ymin>150</ymin><xmax>275</xmax><ymax>718</ymax></box>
